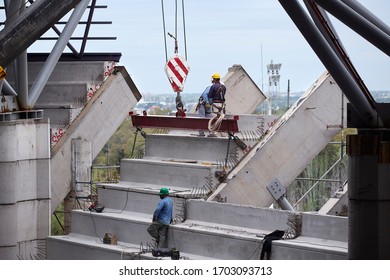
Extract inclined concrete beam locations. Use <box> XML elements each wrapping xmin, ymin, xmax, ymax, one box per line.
<box><xmin>209</xmin><ymin>72</ymin><xmax>345</xmax><ymax>208</ymax></box>
<box><xmin>0</xmin><ymin>0</ymin><xmax>82</xmax><ymax>68</ymax></box>
<box><xmin>50</xmin><ymin>67</ymin><xmax>141</xmax><ymax>211</ymax></box>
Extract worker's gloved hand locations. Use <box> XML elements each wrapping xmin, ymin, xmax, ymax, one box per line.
<box><xmin>205</xmin><ymin>103</ymin><xmax>211</xmax><ymax>114</ymax></box>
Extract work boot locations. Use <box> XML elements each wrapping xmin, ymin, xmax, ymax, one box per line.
<box><xmin>207</xmin><ymin>132</ymin><xmax>217</xmax><ymax>137</ymax></box>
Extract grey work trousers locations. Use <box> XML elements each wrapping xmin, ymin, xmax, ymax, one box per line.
<box><xmin>147</xmin><ymin>220</ymin><xmax>169</xmax><ymax>248</ymax></box>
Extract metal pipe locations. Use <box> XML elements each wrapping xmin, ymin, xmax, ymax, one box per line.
<box><xmin>295</xmin><ymin>178</ymin><xmax>342</xmax><ymax>183</ymax></box>
<box><xmin>278</xmin><ymin>0</ymin><xmax>381</xmax><ymax>128</ymax></box>
<box><xmin>0</xmin><ymin>0</ymin><xmax>83</xmax><ymax>68</ymax></box>
<box><xmin>3</xmin><ymin>0</ymin><xmax>24</xmax><ymax>102</ymax></box>
<box><xmin>312</xmin><ymin>0</ymin><xmax>390</xmax><ymax>57</ymax></box>
<box><xmin>304</xmin><ymin>0</ymin><xmax>376</xmax><ymax>109</ymax></box>
<box><xmin>293</xmin><ymin>154</ymin><xmax>346</xmax><ymax>208</ymax></box>
<box><xmin>277</xmin><ymin>195</ymin><xmax>295</xmax><ymax>212</ymax></box>
<box><xmin>340</xmin><ymin>0</ymin><xmax>390</xmax><ymax>36</ymax></box>
<box><xmin>2</xmin><ymin>80</ymin><xmax>18</xmax><ymax>96</ymax></box>
<box><xmin>27</xmin><ymin>0</ymin><xmax>90</xmax><ymax>107</ymax></box>
<box><xmin>303</xmin><ymin>0</ymin><xmax>347</xmax><ymax>58</ymax></box>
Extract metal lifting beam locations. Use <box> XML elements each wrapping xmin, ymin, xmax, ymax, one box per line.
<box><xmin>129</xmin><ymin>112</ymin><xmax>240</xmax><ymax>133</ymax></box>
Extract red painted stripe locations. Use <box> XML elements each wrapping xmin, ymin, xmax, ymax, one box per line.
<box><xmin>174</xmin><ymin>57</ymin><xmax>189</xmax><ymax>75</ymax></box>
<box><xmin>167</xmin><ymin>60</ymin><xmax>184</xmax><ymax>83</ymax></box>
<box><xmin>170</xmin><ymin>80</ymin><xmax>180</xmax><ymax>92</ymax></box>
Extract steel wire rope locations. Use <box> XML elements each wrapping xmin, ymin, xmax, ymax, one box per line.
<box><xmin>161</xmin><ymin>0</ymin><xmax>188</xmax><ymax>61</ymax></box>
<box><xmin>161</xmin><ymin>0</ymin><xmax>168</xmax><ymax>62</ymax></box>
<box><xmin>181</xmin><ymin>0</ymin><xmax>188</xmax><ymax>60</ymax></box>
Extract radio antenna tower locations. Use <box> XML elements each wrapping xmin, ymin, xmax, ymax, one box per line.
<box><xmin>267</xmin><ymin>60</ymin><xmax>282</xmax><ymax>115</ymax></box>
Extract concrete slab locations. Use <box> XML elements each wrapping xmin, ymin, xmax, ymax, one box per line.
<box><xmin>47</xmin><ymin>233</ymin><xmax>216</xmax><ymax>260</ymax></box>
<box><xmin>271</xmin><ymin>237</ymin><xmax>347</xmax><ymax>260</ymax></box>
<box><xmin>145</xmin><ymin>134</ymin><xmax>238</xmax><ymax>163</ymax></box>
<box><xmin>97</xmin><ymin>184</ymin><xmax>188</xmax><ymax>215</ymax></box>
<box><xmin>119</xmin><ymin>158</ymin><xmax>217</xmax><ymax>190</ymax></box>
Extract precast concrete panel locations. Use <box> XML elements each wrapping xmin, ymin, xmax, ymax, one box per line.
<box><xmin>301</xmin><ymin>213</ymin><xmax>347</xmax><ymax>242</ymax></box>
<box><xmin>17</xmin><ymin>200</ymin><xmax>50</xmax><ymax>242</ymax></box>
<box><xmin>15</xmin><ymin>120</ymin><xmax>39</xmax><ymax>160</ymax></box>
<box><xmin>187</xmin><ymin>199</ymin><xmax>295</xmax><ymax>232</ymax></box>
<box><xmin>36</xmin><ymin>84</ymin><xmax>88</xmax><ymax>104</ymax></box>
<box><xmin>0</xmin><ymin>162</ymin><xmax>17</xmax><ymax>204</ymax></box>
<box><xmin>0</xmin><ymin>204</ymin><xmax>18</xmax><ymax>246</ymax></box>
<box><xmin>0</xmin><ymin>124</ymin><xmax>17</xmax><ymax>161</ymax></box>
<box><xmin>27</xmin><ymin>61</ymin><xmax>106</xmax><ymax>83</ymax></box>
<box><xmin>35</xmin><ymin>120</ymin><xmax>50</xmax><ymax>159</ymax></box>
<box><xmin>36</xmin><ymin>159</ymin><xmax>51</xmax><ymax>199</ymax></box>
<box><xmin>0</xmin><ymin>246</ymin><xmax>17</xmax><ymax>260</ymax></box>
<box><xmin>222</xmin><ymin>65</ymin><xmax>266</xmax><ymax>115</ymax></box>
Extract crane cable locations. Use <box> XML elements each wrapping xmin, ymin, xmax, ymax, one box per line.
<box><xmin>161</xmin><ymin>0</ymin><xmax>168</xmax><ymax>62</ymax></box>
<box><xmin>161</xmin><ymin>0</ymin><xmax>188</xmax><ymax>61</ymax></box>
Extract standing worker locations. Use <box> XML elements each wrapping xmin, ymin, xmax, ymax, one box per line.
<box><xmin>208</xmin><ymin>73</ymin><xmax>226</xmax><ymax>113</ymax></box>
<box><xmin>207</xmin><ymin>73</ymin><xmax>227</xmax><ymax>137</ymax></box>
<box><xmin>147</xmin><ymin>187</ymin><xmax>173</xmax><ymax>248</ymax></box>
<box><xmin>196</xmin><ymin>85</ymin><xmax>212</xmax><ymax>136</ymax></box>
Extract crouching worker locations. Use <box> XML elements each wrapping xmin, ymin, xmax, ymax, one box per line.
<box><xmin>147</xmin><ymin>187</ymin><xmax>173</xmax><ymax>248</ymax></box>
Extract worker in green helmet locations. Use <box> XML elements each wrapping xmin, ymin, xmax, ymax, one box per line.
<box><xmin>147</xmin><ymin>187</ymin><xmax>173</xmax><ymax>248</ymax></box>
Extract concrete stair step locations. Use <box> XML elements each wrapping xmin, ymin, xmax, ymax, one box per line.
<box><xmin>119</xmin><ymin>158</ymin><xmax>218</xmax><ymax>189</ymax></box>
<box><xmin>46</xmin><ymin>233</ymin><xmax>156</xmax><ymax>260</ymax></box>
<box><xmin>96</xmin><ymin>183</ymin><xmax>189</xmax><ymax>215</ymax></box>
<box><xmin>46</xmin><ymin>233</ymin><xmax>217</xmax><ymax>260</ymax></box>
<box><xmin>171</xmin><ymin>220</ymin><xmax>267</xmax><ymax>259</ymax></box>
<box><xmin>70</xmin><ymin>209</ymin><xmax>156</xmax><ymax>245</ymax></box>
<box><xmin>145</xmin><ymin>134</ymin><xmax>238</xmax><ymax>163</ymax></box>
<box><xmin>271</xmin><ymin>237</ymin><xmax>347</xmax><ymax>260</ymax></box>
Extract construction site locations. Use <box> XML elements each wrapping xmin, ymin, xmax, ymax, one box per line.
<box><xmin>0</xmin><ymin>0</ymin><xmax>389</xmax><ymax>261</ymax></box>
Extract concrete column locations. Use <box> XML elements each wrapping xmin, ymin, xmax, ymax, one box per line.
<box><xmin>347</xmin><ymin>132</ymin><xmax>390</xmax><ymax>259</ymax></box>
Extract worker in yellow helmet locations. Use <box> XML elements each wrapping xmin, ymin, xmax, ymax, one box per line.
<box><xmin>208</xmin><ymin>73</ymin><xmax>226</xmax><ymax>105</ymax></box>
<box><xmin>205</xmin><ymin>73</ymin><xmax>227</xmax><ymax>137</ymax></box>
<box><xmin>211</xmin><ymin>73</ymin><xmax>221</xmax><ymax>80</ymax></box>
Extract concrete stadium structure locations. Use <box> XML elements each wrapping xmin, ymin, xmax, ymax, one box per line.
<box><xmin>0</xmin><ymin>0</ymin><xmax>389</xmax><ymax>260</ymax></box>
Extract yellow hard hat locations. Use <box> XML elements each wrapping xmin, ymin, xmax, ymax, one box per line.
<box><xmin>211</xmin><ymin>73</ymin><xmax>221</xmax><ymax>79</ymax></box>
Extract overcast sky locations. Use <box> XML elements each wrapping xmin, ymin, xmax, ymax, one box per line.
<box><xmin>33</xmin><ymin>0</ymin><xmax>390</xmax><ymax>95</ymax></box>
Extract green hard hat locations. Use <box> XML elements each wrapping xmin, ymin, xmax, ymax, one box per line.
<box><xmin>159</xmin><ymin>188</ymin><xmax>169</xmax><ymax>195</ymax></box>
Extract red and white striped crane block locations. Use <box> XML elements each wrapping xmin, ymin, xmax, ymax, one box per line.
<box><xmin>164</xmin><ymin>54</ymin><xmax>190</xmax><ymax>92</ymax></box>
